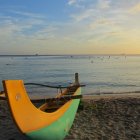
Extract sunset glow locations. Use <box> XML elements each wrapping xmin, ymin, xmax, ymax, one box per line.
<box><xmin>0</xmin><ymin>0</ymin><xmax>140</xmax><ymax>55</ymax></box>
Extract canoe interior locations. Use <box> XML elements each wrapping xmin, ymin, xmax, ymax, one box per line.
<box><xmin>39</xmin><ymin>85</ymin><xmax>78</xmax><ymax>113</ymax></box>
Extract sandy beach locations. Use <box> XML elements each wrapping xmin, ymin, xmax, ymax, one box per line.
<box><xmin>0</xmin><ymin>94</ymin><xmax>140</xmax><ymax>140</ymax></box>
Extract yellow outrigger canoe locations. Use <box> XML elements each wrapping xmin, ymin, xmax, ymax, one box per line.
<box><xmin>2</xmin><ymin>73</ymin><xmax>83</xmax><ymax>140</ymax></box>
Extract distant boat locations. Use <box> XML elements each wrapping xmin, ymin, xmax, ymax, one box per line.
<box><xmin>2</xmin><ymin>73</ymin><xmax>82</xmax><ymax>140</ymax></box>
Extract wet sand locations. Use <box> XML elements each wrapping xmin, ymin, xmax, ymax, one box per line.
<box><xmin>0</xmin><ymin>94</ymin><xmax>140</xmax><ymax>140</ymax></box>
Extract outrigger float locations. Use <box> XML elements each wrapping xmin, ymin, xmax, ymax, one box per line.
<box><xmin>0</xmin><ymin>73</ymin><xmax>84</xmax><ymax>140</ymax></box>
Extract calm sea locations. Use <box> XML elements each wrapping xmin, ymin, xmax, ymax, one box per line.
<box><xmin>0</xmin><ymin>55</ymin><xmax>140</xmax><ymax>97</ymax></box>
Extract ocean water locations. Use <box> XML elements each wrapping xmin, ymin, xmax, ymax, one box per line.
<box><xmin>0</xmin><ymin>55</ymin><xmax>140</xmax><ymax>97</ymax></box>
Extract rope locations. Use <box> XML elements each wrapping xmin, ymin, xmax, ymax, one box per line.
<box><xmin>24</xmin><ymin>82</ymin><xmax>85</xmax><ymax>89</ymax></box>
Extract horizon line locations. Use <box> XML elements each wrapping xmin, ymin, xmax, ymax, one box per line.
<box><xmin>0</xmin><ymin>54</ymin><xmax>140</xmax><ymax>57</ymax></box>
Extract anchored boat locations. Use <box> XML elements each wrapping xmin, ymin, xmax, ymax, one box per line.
<box><xmin>2</xmin><ymin>73</ymin><xmax>83</xmax><ymax>140</ymax></box>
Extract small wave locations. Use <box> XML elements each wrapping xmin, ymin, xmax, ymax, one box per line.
<box><xmin>85</xmin><ymin>91</ymin><xmax>140</xmax><ymax>95</ymax></box>
<box><xmin>86</xmin><ymin>82</ymin><xmax>138</xmax><ymax>87</ymax></box>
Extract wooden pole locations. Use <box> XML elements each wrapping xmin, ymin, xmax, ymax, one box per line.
<box><xmin>75</xmin><ymin>73</ymin><xmax>80</xmax><ymax>85</ymax></box>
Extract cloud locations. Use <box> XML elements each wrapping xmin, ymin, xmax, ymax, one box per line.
<box><xmin>0</xmin><ymin>9</ymin><xmax>49</xmax><ymax>41</ymax></box>
<box><xmin>71</xmin><ymin>8</ymin><xmax>96</xmax><ymax>21</ymax></box>
<box><xmin>29</xmin><ymin>26</ymin><xmax>58</xmax><ymax>40</ymax></box>
<box><xmin>10</xmin><ymin>10</ymin><xmax>45</xmax><ymax>19</ymax></box>
<box><xmin>69</xmin><ymin>0</ymin><xmax>111</xmax><ymax>22</ymax></box>
<box><xmin>89</xmin><ymin>18</ymin><xmax>116</xmax><ymax>31</ymax></box>
<box><xmin>67</xmin><ymin>0</ymin><xmax>86</xmax><ymax>9</ymax></box>
<box><xmin>129</xmin><ymin>2</ymin><xmax>140</xmax><ymax>14</ymax></box>
<box><xmin>96</xmin><ymin>19</ymin><xmax>114</xmax><ymax>25</ymax></box>
<box><xmin>98</xmin><ymin>0</ymin><xmax>111</xmax><ymax>9</ymax></box>
<box><xmin>68</xmin><ymin>0</ymin><xmax>77</xmax><ymax>5</ymax></box>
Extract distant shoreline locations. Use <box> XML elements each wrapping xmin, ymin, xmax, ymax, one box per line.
<box><xmin>0</xmin><ymin>54</ymin><xmax>140</xmax><ymax>57</ymax></box>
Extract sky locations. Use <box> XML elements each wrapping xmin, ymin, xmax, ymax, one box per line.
<box><xmin>0</xmin><ymin>0</ymin><xmax>140</xmax><ymax>55</ymax></box>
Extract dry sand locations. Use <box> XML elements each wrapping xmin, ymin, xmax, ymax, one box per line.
<box><xmin>0</xmin><ymin>94</ymin><xmax>140</xmax><ymax>140</ymax></box>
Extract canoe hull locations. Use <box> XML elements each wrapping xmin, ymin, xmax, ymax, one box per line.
<box><xmin>26</xmin><ymin>89</ymin><xmax>81</xmax><ymax>140</ymax></box>
<box><xmin>3</xmin><ymin>80</ymin><xmax>81</xmax><ymax>140</ymax></box>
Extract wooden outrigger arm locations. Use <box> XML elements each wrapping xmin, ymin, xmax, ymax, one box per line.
<box><xmin>32</xmin><ymin>94</ymin><xmax>82</xmax><ymax>103</ymax></box>
<box><xmin>0</xmin><ymin>73</ymin><xmax>85</xmax><ymax>102</ymax></box>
